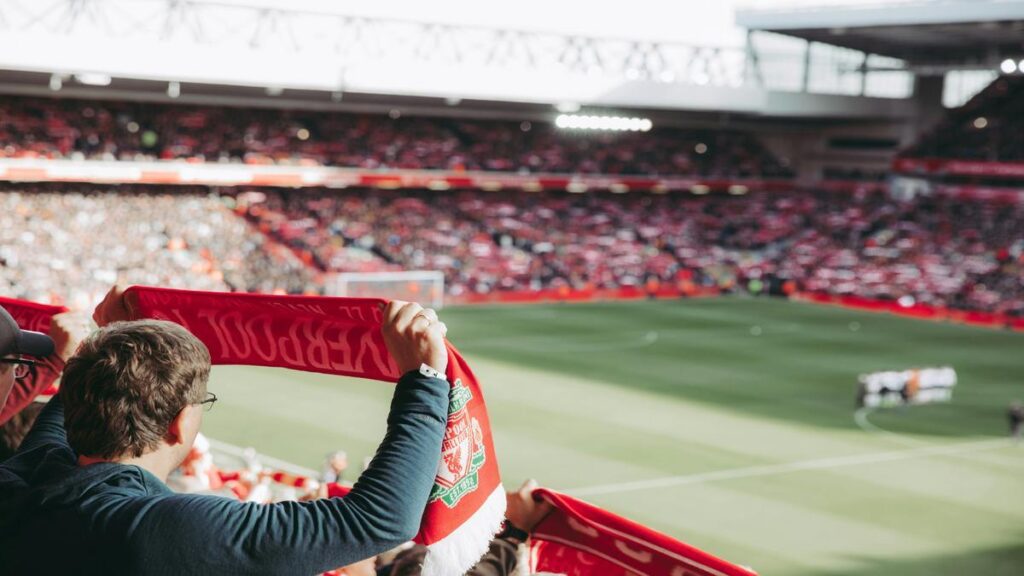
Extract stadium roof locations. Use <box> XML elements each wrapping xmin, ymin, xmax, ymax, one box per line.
<box><xmin>0</xmin><ymin>0</ymin><xmax>921</xmax><ymax>120</ymax></box>
<box><xmin>736</xmin><ymin>0</ymin><xmax>1024</xmax><ymax>65</ymax></box>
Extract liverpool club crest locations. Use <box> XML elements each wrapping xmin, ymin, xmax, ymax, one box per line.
<box><xmin>429</xmin><ymin>379</ymin><xmax>486</xmax><ymax>508</ymax></box>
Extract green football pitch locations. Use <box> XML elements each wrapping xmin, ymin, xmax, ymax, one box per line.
<box><xmin>201</xmin><ymin>297</ymin><xmax>1024</xmax><ymax>576</ymax></box>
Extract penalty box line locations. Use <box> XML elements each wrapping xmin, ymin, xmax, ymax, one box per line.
<box><xmin>565</xmin><ymin>437</ymin><xmax>1010</xmax><ymax>498</ymax></box>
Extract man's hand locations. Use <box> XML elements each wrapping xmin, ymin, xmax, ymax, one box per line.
<box><xmin>380</xmin><ymin>300</ymin><xmax>448</xmax><ymax>376</ymax></box>
<box><xmin>92</xmin><ymin>285</ymin><xmax>137</xmax><ymax>327</ymax></box>
<box><xmin>505</xmin><ymin>479</ymin><xmax>554</xmax><ymax>533</ymax></box>
<box><xmin>49</xmin><ymin>312</ymin><xmax>93</xmax><ymax>362</ymax></box>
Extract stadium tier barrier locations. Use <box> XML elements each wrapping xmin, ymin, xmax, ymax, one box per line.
<box><xmin>794</xmin><ymin>292</ymin><xmax>1024</xmax><ymax>332</ymax></box>
<box><xmin>0</xmin><ymin>157</ymin><xmax>794</xmax><ymax>193</ymax></box>
<box><xmin>893</xmin><ymin>157</ymin><xmax>1024</xmax><ymax>180</ymax></box>
<box><xmin>449</xmin><ymin>285</ymin><xmax>721</xmax><ymax>305</ymax></box>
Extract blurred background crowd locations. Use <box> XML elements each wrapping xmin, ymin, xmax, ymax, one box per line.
<box><xmin>3</xmin><ymin>184</ymin><xmax>1022</xmax><ymax>318</ymax></box>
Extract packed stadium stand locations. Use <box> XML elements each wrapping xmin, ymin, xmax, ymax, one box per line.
<box><xmin>242</xmin><ymin>185</ymin><xmax>1024</xmax><ymax>316</ymax></box>
<box><xmin>0</xmin><ymin>187</ymin><xmax>314</xmax><ymax>308</ymax></box>
<box><xmin>902</xmin><ymin>75</ymin><xmax>1024</xmax><ymax>162</ymax></box>
<box><xmin>0</xmin><ymin>96</ymin><xmax>791</xmax><ymax>178</ymax></box>
<box><xmin>4</xmin><ymin>183</ymin><xmax>1022</xmax><ymax>318</ymax></box>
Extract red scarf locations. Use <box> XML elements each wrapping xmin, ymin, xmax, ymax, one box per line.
<box><xmin>0</xmin><ymin>296</ymin><xmax>67</xmax><ymax>334</ymax></box>
<box><xmin>124</xmin><ymin>286</ymin><xmax>505</xmax><ymax>576</ymax></box>
<box><xmin>529</xmin><ymin>489</ymin><xmax>758</xmax><ymax>576</ymax></box>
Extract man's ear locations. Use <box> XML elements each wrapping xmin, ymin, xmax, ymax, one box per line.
<box><xmin>165</xmin><ymin>406</ymin><xmax>198</xmax><ymax>446</ymax></box>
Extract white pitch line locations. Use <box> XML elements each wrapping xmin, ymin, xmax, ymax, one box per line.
<box><xmin>566</xmin><ymin>438</ymin><xmax>1010</xmax><ymax>498</ymax></box>
<box><xmin>853</xmin><ymin>406</ymin><xmax>921</xmax><ymax>446</ymax></box>
<box><xmin>853</xmin><ymin>407</ymin><xmax>1019</xmax><ymax>468</ymax></box>
<box><xmin>854</xmin><ymin>406</ymin><xmax>940</xmax><ymax>450</ymax></box>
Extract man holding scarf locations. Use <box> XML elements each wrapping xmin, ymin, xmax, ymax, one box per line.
<box><xmin>0</xmin><ymin>286</ymin><xmax>451</xmax><ymax>575</ymax></box>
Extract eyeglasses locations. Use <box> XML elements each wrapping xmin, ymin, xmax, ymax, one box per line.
<box><xmin>196</xmin><ymin>391</ymin><xmax>218</xmax><ymax>412</ymax></box>
<box><xmin>1</xmin><ymin>358</ymin><xmax>36</xmax><ymax>380</ymax></box>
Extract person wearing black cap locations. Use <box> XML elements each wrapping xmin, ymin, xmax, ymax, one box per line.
<box><xmin>0</xmin><ymin>307</ymin><xmax>86</xmax><ymax>427</ymax></box>
<box><xmin>0</xmin><ymin>306</ymin><xmax>55</xmax><ymax>419</ymax></box>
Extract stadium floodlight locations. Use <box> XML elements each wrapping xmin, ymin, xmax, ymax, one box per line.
<box><xmin>48</xmin><ymin>74</ymin><xmax>62</xmax><ymax>91</ymax></box>
<box><xmin>1019</xmin><ymin>59</ymin><xmax>1024</xmax><ymax>73</ymax></box>
<box><xmin>728</xmin><ymin>185</ymin><xmax>749</xmax><ymax>196</ymax></box>
<box><xmin>555</xmin><ymin>102</ymin><xmax>581</xmax><ymax>113</ymax></box>
<box><xmin>695</xmin><ymin>142</ymin><xmax>708</xmax><ymax>154</ymax></box>
<box><xmin>690</xmin><ymin>184</ymin><xmax>711</xmax><ymax>195</ymax></box>
<box><xmin>167</xmin><ymin>81</ymin><xmax>181</xmax><ymax>98</ymax></box>
<box><xmin>76</xmin><ymin>73</ymin><xmax>111</xmax><ymax>86</ymax></box>
<box><xmin>1001</xmin><ymin>59</ymin><xmax>1018</xmax><ymax>74</ymax></box>
<box><xmin>973</xmin><ymin>117</ymin><xmax>988</xmax><ymax>129</ymax></box>
<box><xmin>555</xmin><ymin>114</ymin><xmax>653</xmax><ymax>132</ymax></box>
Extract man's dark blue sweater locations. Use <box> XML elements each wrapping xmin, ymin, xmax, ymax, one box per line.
<box><xmin>0</xmin><ymin>371</ymin><xmax>449</xmax><ymax>575</ymax></box>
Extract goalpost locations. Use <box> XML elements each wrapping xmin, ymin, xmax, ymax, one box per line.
<box><xmin>326</xmin><ymin>270</ymin><xmax>446</xmax><ymax>309</ymax></box>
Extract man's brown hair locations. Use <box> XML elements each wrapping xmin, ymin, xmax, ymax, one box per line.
<box><xmin>60</xmin><ymin>320</ymin><xmax>211</xmax><ymax>459</ymax></box>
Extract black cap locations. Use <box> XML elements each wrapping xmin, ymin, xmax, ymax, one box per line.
<box><xmin>0</xmin><ymin>306</ymin><xmax>55</xmax><ymax>358</ymax></box>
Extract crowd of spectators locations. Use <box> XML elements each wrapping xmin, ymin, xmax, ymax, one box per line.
<box><xmin>0</xmin><ymin>186</ymin><xmax>315</xmax><ymax>309</ymax></box>
<box><xmin>903</xmin><ymin>75</ymin><xmax>1024</xmax><ymax>162</ymax></box>
<box><xmin>0</xmin><ymin>95</ymin><xmax>791</xmax><ymax>177</ymax></box>
<box><xmin>3</xmin><ymin>183</ymin><xmax>1021</xmax><ymax>317</ymax></box>
<box><xmin>240</xmin><ymin>186</ymin><xmax>1024</xmax><ymax>316</ymax></box>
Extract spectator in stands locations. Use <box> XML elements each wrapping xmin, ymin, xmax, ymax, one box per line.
<box><xmin>1</xmin><ymin>307</ymin><xmax>90</xmax><ymax>426</ymax></box>
<box><xmin>0</xmin><ymin>306</ymin><xmax>53</xmax><ymax>421</ymax></box>
<box><xmin>321</xmin><ymin>450</ymin><xmax>349</xmax><ymax>484</ymax></box>
<box><xmin>0</xmin><ymin>287</ymin><xmax>452</xmax><ymax>575</ymax></box>
<box><xmin>382</xmin><ymin>479</ymin><xmax>553</xmax><ymax>576</ymax></box>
